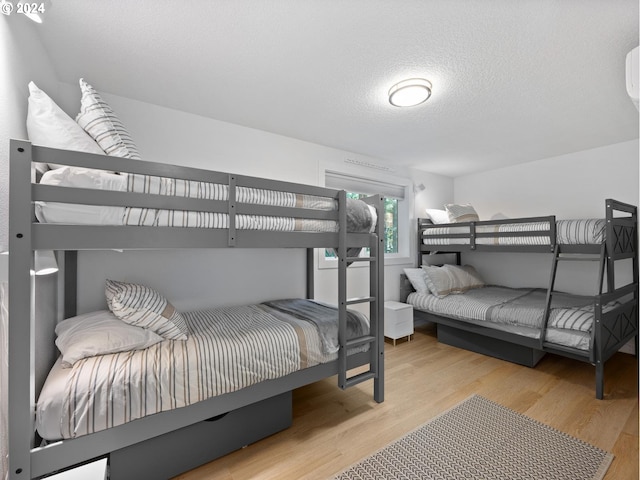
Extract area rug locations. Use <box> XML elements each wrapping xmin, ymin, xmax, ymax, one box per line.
<box><xmin>334</xmin><ymin>395</ymin><xmax>613</xmax><ymax>480</ymax></box>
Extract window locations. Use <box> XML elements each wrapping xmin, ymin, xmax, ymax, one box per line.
<box><xmin>324</xmin><ymin>193</ymin><xmax>399</xmax><ymax>257</ymax></box>
<box><xmin>320</xmin><ymin>169</ymin><xmax>411</xmax><ymax>267</ymax></box>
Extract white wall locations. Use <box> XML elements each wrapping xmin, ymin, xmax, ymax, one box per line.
<box><xmin>454</xmin><ymin>140</ymin><xmax>639</xmax><ymax>294</ymax></box>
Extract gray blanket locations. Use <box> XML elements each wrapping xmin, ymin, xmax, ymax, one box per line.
<box><xmin>337</xmin><ymin>198</ymin><xmax>374</xmax><ymax>259</ymax></box>
<box><xmin>262</xmin><ymin>298</ymin><xmax>369</xmax><ymax>355</ymax></box>
<box><xmin>346</xmin><ymin>198</ymin><xmax>373</xmax><ymax>233</ymax></box>
<box><xmin>486</xmin><ymin>288</ymin><xmax>592</xmax><ymax>329</ymax></box>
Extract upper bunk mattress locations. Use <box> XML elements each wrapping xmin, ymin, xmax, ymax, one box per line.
<box><xmin>34</xmin><ymin>167</ymin><xmax>377</xmax><ymax>233</ymax></box>
<box><xmin>36</xmin><ymin>299</ymin><xmax>369</xmax><ymax>441</ymax></box>
<box><xmin>421</xmin><ymin>219</ymin><xmax>606</xmax><ymax>246</ymax></box>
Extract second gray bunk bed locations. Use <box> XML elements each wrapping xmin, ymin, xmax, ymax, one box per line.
<box><xmin>401</xmin><ymin>200</ymin><xmax>638</xmax><ymax>400</ymax></box>
<box><xmin>8</xmin><ymin>140</ymin><xmax>385</xmax><ymax>480</ymax></box>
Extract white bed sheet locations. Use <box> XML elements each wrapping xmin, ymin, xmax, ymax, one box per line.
<box><xmin>35</xmin><ymin>357</ymin><xmax>68</xmax><ymax>440</ymax></box>
<box><xmin>35</xmin><ymin>167</ymin><xmax>127</xmax><ymax>225</ymax></box>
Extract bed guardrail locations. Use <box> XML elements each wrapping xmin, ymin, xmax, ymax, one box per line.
<box><xmin>418</xmin><ymin>215</ymin><xmax>557</xmax><ymax>254</ymax></box>
<box><xmin>14</xmin><ymin>140</ymin><xmax>378</xmax><ymax>251</ymax></box>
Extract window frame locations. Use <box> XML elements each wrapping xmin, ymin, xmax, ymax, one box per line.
<box><xmin>318</xmin><ymin>163</ymin><xmax>412</xmax><ymax>269</ymax></box>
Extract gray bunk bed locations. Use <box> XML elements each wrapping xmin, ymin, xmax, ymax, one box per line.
<box><xmin>7</xmin><ymin>140</ymin><xmax>385</xmax><ymax>480</ymax></box>
<box><xmin>401</xmin><ymin>200</ymin><xmax>638</xmax><ymax>399</ymax></box>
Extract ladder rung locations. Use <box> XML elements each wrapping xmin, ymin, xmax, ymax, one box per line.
<box><xmin>341</xmin><ymin>371</ymin><xmax>376</xmax><ymax>389</ymax></box>
<box><xmin>548</xmin><ymin>291</ymin><xmax>592</xmax><ymax>301</ymax></box>
<box><xmin>346</xmin><ymin>296</ymin><xmax>375</xmax><ymax>305</ymax></box>
<box><xmin>557</xmin><ymin>254</ymin><xmax>601</xmax><ymax>261</ymax></box>
<box><xmin>346</xmin><ymin>256</ymin><xmax>376</xmax><ymax>263</ymax></box>
<box><xmin>346</xmin><ymin>335</ymin><xmax>376</xmax><ymax>349</ymax></box>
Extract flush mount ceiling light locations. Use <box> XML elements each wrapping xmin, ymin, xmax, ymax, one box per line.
<box><xmin>388</xmin><ymin>78</ymin><xmax>432</xmax><ymax>107</ymax></box>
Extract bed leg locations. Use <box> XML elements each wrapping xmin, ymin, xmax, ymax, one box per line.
<box><xmin>595</xmin><ymin>361</ymin><xmax>604</xmax><ymax>400</ymax></box>
<box><xmin>374</xmin><ymin>377</ymin><xmax>384</xmax><ymax>403</ymax></box>
<box><xmin>373</xmin><ymin>351</ymin><xmax>384</xmax><ymax>403</ymax></box>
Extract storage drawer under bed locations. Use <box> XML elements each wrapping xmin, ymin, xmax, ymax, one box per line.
<box><xmin>109</xmin><ymin>391</ymin><xmax>292</xmax><ymax>480</ymax></box>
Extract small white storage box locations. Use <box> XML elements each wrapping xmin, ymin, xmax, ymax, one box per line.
<box><xmin>45</xmin><ymin>458</ymin><xmax>107</xmax><ymax>480</ymax></box>
<box><xmin>384</xmin><ymin>301</ymin><xmax>413</xmax><ymax>345</ymax></box>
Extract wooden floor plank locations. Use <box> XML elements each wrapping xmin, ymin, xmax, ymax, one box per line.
<box><xmin>174</xmin><ymin>323</ymin><xmax>638</xmax><ymax>480</ymax></box>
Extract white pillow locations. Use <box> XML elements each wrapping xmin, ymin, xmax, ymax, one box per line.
<box><xmin>38</xmin><ymin>165</ymin><xmax>127</xmax><ymax>191</ymax></box>
<box><xmin>403</xmin><ymin>268</ymin><xmax>430</xmax><ymax>294</ymax></box>
<box><xmin>26</xmin><ymin>81</ymin><xmax>105</xmax><ymax>171</ymax></box>
<box><xmin>106</xmin><ymin>279</ymin><xmax>189</xmax><ymax>340</ymax></box>
<box><xmin>421</xmin><ymin>264</ymin><xmax>485</xmax><ymax>298</ymax></box>
<box><xmin>76</xmin><ymin>78</ymin><xmax>142</xmax><ymax>160</ymax></box>
<box><xmin>425</xmin><ymin>209</ymin><xmax>450</xmax><ymax>224</ymax></box>
<box><xmin>55</xmin><ymin>310</ymin><xmax>163</xmax><ymax>367</ymax></box>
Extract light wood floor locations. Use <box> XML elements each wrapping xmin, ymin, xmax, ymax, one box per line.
<box><xmin>174</xmin><ymin>323</ymin><xmax>638</xmax><ymax>480</ymax></box>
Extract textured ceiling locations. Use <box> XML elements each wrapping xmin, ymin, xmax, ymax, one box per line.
<box><xmin>35</xmin><ymin>0</ymin><xmax>639</xmax><ymax>177</ymax></box>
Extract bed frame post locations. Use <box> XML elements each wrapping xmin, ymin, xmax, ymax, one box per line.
<box><xmin>8</xmin><ymin>140</ymin><xmax>36</xmax><ymax>480</ymax></box>
<box><xmin>374</xmin><ymin>195</ymin><xmax>385</xmax><ymax>403</ymax></box>
<box><xmin>306</xmin><ymin>248</ymin><xmax>314</xmax><ymax>299</ymax></box>
<box><xmin>337</xmin><ymin>191</ymin><xmax>348</xmax><ymax>389</ymax></box>
<box><xmin>605</xmin><ymin>200</ymin><xmax>615</xmax><ymax>292</ymax></box>
<box><xmin>62</xmin><ymin>251</ymin><xmax>78</xmax><ymax>318</ymax></box>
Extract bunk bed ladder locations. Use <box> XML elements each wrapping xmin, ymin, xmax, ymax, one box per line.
<box><xmin>541</xmin><ymin>244</ymin><xmax>606</xmax><ymax>347</ymax></box>
<box><xmin>543</xmin><ymin>201</ymin><xmax>638</xmax><ymax>400</ymax></box>
<box><xmin>541</xmin><ymin>241</ymin><xmax>610</xmax><ymax>400</ymax></box>
<box><xmin>336</xmin><ymin>192</ymin><xmax>383</xmax><ymax>395</ymax></box>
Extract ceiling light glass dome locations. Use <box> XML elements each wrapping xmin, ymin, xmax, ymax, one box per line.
<box><xmin>388</xmin><ymin>78</ymin><xmax>432</xmax><ymax>107</ymax></box>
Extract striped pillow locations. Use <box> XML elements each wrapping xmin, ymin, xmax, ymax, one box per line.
<box><xmin>105</xmin><ymin>280</ymin><xmax>188</xmax><ymax>340</ymax></box>
<box><xmin>76</xmin><ymin>78</ymin><xmax>142</xmax><ymax>160</ymax></box>
<box><xmin>445</xmin><ymin>203</ymin><xmax>479</xmax><ymax>223</ymax></box>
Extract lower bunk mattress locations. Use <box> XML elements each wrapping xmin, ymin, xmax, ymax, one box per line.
<box><xmin>36</xmin><ymin>299</ymin><xmax>369</xmax><ymax>441</ymax></box>
<box><xmin>407</xmin><ymin>286</ymin><xmax>615</xmax><ymax>351</ymax></box>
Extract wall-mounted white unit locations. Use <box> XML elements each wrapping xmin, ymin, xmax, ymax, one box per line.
<box><xmin>626</xmin><ymin>46</ymin><xmax>639</xmax><ymax>110</ymax></box>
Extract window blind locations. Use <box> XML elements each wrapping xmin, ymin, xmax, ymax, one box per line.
<box><xmin>325</xmin><ymin>171</ymin><xmax>406</xmax><ymax>200</ymax></box>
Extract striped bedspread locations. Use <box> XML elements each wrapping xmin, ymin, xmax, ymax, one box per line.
<box><xmin>407</xmin><ymin>287</ymin><xmax>593</xmax><ymax>330</ymax></box>
<box><xmin>406</xmin><ymin>286</ymin><xmax>624</xmax><ymax>351</ymax></box>
<box><xmin>422</xmin><ymin>219</ymin><xmax>606</xmax><ymax>246</ymax></box>
<box><xmin>124</xmin><ymin>173</ymin><xmax>344</xmax><ymax>231</ymax></box>
<box><xmin>54</xmin><ymin>300</ymin><xmax>369</xmax><ymax>439</ymax></box>
<box><xmin>35</xmin><ymin>168</ymin><xmax>377</xmax><ymax>233</ymax></box>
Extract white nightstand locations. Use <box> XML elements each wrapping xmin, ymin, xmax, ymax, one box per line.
<box><xmin>384</xmin><ymin>301</ymin><xmax>414</xmax><ymax>345</ymax></box>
